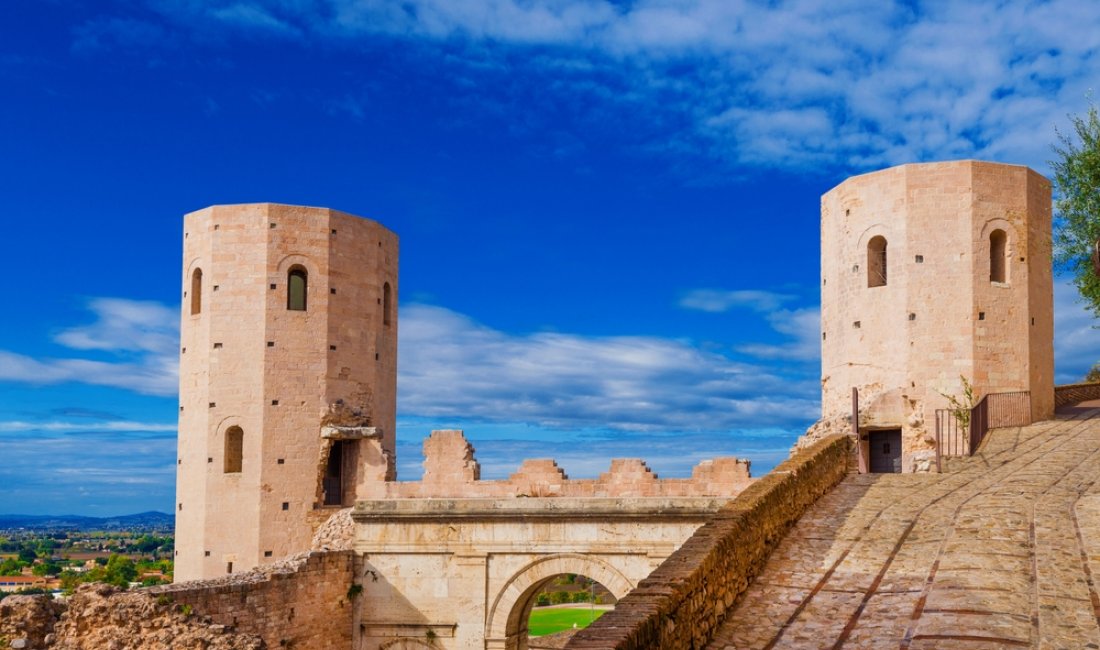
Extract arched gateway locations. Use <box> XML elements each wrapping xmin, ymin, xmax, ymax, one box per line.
<box><xmin>353</xmin><ymin>496</ymin><xmax>729</xmax><ymax>649</ymax></box>
<box><xmin>486</xmin><ymin>554</ymin><xmax>634</xmax><ymax>648</ymax></box>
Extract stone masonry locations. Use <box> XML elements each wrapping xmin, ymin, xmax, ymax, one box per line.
<box><xmin>706</xmin><ymin>403</ymin><xmax>1100</xmax><ymax>649</ymax></box>
<box><xmin>361</xmin><ymin>430</ymin><xmax>753</xmax><ymax>499</ymax></box>
<box><xmin>175</xmin><ymin>203</ymin><xmax>398</xmax><ymax>581</ymax></box>
<box><xmin>813</xmin><ymin>160</ymin><xmax>1054</xmax><ymax>472</ymax></box>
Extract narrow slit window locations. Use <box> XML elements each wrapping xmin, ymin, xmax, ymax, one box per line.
<box><xmin>287</xmin><ymin>267</ymin><xmax>308</xmax><ymax>311</ymax></box>
<box><xmin>990</xmin><ymin>229</ymin><xmax>1007</xmax><ymax>283</ymax></box>
<box><xmin>867</xmin><ymin>236</ymin><xmax>887</xmax><ymax>287</ymax></box>
<box><xmin>191</xmin><ymin>268</ymin><xmax>203</xmax><ymax>314</ymax></box>
<box><xmin>224</xmin><ymin>426</ymin><xmax>243</xmax><ymax>473</ymax></box>
<box><xmin>383</xmin><ymin>282</ymin><xmax>392</xmax><ymax>326</ymax></box>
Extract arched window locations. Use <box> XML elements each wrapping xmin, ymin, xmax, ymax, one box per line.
<box><xmin>990</xmin><ymin>229</ymin><xmax>1007</xmax><ymax>283</ymax></box>
<box><xmin>867</xmin><ymin>236</ymin><xmax>887</xmax><ymax>287</ymax></box>
<box><xmin>383</xmin><ymin>282</ymin><xmax>392</xmax><ymax>326</ymax></box>
<box><xmin>224</xmin><ymin>426</ymin><xmax>243</xmax><ymax>474</ymax></box>
<box><xmin>287</xmin><ymin>267</ymin><xmax>307</xmax><ymax>311</ymax></box>
<box><xmin>190</xmin><ymin>268</ymin><xmax>203</xmax><ymax>315</ymax></box>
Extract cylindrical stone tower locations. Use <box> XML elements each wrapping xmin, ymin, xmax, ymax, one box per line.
<box><xmin>174</xmin><ymin>203</ymin><xmax>398</xmax><ymax>581</ymax></box>
<box><xmin>820</xmin><ymin>161</ymin><xmax>1053</xmax><ymax>472</ymax></box>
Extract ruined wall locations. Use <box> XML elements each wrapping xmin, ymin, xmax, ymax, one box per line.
<box><xmin>0</xmin><ymin>594</ymin><xmax>63</xmax><ymax>649</ymax></box>
<box><xmin>0</xmin><ymin>552</ymin><xmax>354</xmax><ymax>650</ymax></box>
<box><xmin>565</xmin><ymin>434</ymin><xmax>851</xmax><ymax>650</ymax></box>
<box><xmin>360</xmin><ymin>430</ymin><xmax>752</xmax><ymax>500</ymax></box>
<box><xmin>817</xmin><ymin>161</ymin><xmax>1053</xmax><ymax>471</ymax></box>
<box><xmin>1055</xmin><ymin>382</ymin><xmax>1100</xmax><ymax>408</ymax></box>
<box><xmin>0</xmin><ymin>585</ymin><xmax>263</xmax><ymax>650</ymax></box>
<box><xmin>150</xmin><ymin>550</ymin><xmax>355</xmax><ymax>649</ymax></box>
<box><xmin>176</xmin><ymin>203</ymin><xmax>398</xmax><ymax>581</ymax></box>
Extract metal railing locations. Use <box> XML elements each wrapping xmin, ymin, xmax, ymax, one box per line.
<box><xmin>936</xmin><ymin>390</ymin><xmax>1031</xmax><ymax>470</ymax></box>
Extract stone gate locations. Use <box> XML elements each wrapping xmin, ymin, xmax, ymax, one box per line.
<box><xmin>317</xmin><ymin>430</ymin><xmax>753</xmax><ymax>650</ymax></box>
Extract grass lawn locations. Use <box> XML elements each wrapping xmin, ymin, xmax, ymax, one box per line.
<box><xmin>528</xmin><ymin>606</ymin><xmax>607</xmax><ymax>636</ymax></box>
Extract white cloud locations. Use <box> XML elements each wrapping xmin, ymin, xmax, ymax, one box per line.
<box><xmin>96</xmin><ymin>0</ymin><xmax>1100</xmax><ymax>173</ymax></box>
<box><xmin>0</xmin><ymin>420</ymin><xmax>177</xmax><ymax>433</ymax></box>
<box><xmin>678</xmin><ymin>289</ymin><xmax>796</xmax><ymax>313</ymax></box>
<box><xmin>397</xmin><ymin>303</ymin><xmax>819</xmax><ymax>432</ymax></box>
<box><xmin>0</xmin><ymin>298</ymin><xmax>179</xmax><ymax>396</ymax></box>
<box><xmin>736</xmin><ymin>307</ymin><xmax>820</xmax><ymax>362</ymax></box>
<box><xmin>53</xmin><ymin>298</ymin><xmax>178</xmax><ymax>354</ymax></box>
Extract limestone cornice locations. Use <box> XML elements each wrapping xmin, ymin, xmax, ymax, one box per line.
<box><xmin>351</xmin><ymin>496</ymin><xmax>729</xmax><ymax>522</ymax></box>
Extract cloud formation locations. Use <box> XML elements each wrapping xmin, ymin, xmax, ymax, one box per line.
<box><xmin>76</xmin><ymin>0</ymin><xmax>1100</xmax><ymax>173</ymax></box>
<box><xmin>397</xmin><ymin>303</ymin><xmax>819</xmax><ymax>432</ymax></box>
<box><xmin>0</xmin><ymin>298</ymin><xmax>179</xmax><ymax>396</ymax></box>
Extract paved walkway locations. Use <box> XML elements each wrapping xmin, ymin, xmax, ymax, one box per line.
<box><xmin>709</xmin><ymin>402</ymin><xmax>1100</xmax><ymax>649</ymax></box>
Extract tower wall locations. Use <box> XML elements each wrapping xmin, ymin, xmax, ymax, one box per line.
<box><xmin>175</xmin><ymin>203</ymin><xmax>398</xmax><ymax>581</ymax></box>
<box><xmin>820</xmin><ymin>161</ymin><xmax>1052</xmax><ymax>470</ymax></box>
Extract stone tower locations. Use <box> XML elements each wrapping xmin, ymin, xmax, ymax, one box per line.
<box><xmin>820</xmin><ymin>160</ymin><xmax>1053</xmax><ymax>472</ymax></box>
<box><xmin>174</xmin><ymin>203</ymin><xmax>398</xmax><ymax>581</ymax></box>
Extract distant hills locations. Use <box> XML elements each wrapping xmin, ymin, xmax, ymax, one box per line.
<box><xmin>0</xmin><ymin>511</ymin><xmax>173</xmax><ymax>532</ymax></box>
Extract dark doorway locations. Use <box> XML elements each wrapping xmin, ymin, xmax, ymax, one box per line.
<box><xmin>323</xmin><ymin>441</ymin><xmax>345</xmax><ymax>506</ymax></box>
<box><xmin>868</xmin><ymin>429</ymin><xmax>902</xmax><ymax>473</ymax></box>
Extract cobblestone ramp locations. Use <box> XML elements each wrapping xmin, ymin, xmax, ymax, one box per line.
<box><xmin>708</xmin><ymin>406</ymin><xmax>1100</xmax><ymax>650</ymax></box>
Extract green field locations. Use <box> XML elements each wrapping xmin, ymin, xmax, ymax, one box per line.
<box><xmin>528</xmin><ymin>606</ymin><xmax>607</xmax><ymax>636</ymax></box>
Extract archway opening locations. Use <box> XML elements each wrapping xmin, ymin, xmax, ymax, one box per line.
<box><xmin>523</xmin><ymin>573</ymin><xmax>617</xmax><ymax>649</ymax></box>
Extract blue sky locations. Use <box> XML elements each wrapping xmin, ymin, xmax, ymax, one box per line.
<box><xmin>1</xmin><ymin>0</ymin><xmax>1099</xmax><ymax>515</ymax></box>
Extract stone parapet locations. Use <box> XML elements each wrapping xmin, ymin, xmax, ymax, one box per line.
<box><xmin>367</xmin><ymin>430</ymin><xmax>752</xmax><ymax>499</ymax></box>
<box><xmin>564</xmin><ymin>434</ymin><xmax>851</xmax><ymax>650</ymax></box>
<box><xmin>1055</xmin><ymin>382</ymin><xmax>1100</xmax><ymax>408</ymax></box>
<box><xmin>149</xmin><ymin>550</ymin><xmax>356</xmax><ymax>649</ymax></box>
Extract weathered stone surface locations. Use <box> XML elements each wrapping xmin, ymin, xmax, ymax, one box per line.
<box><xmin>312</xmin><ymin>507</ymin><xmax>355</xmax><ymax>551</ymax></box>
<box><xmin>0</xmin><ymin>594</ymin><xmax>62</xmax><ymax>648</ymax></box>
<box><xmin>706</xmin><ymin>406</ymin><xmax>1100</xmax><ymax>649</ymax></box>
<box><xmin>376</xmin><ymin>430</ymin><xmax>752</xmax><ymax>500</ymax></box>
<box><xmin>150</xmin><ymin>550</ymin><xmax>354</xmax><ymax>649</ymax></box>
<box><xmin>1054</xmin><ymin>382</ymin><xmax>1100</xmax><ymax>408</ymax></box>
<box><xmin>54</xmin><ymin>584</ymin><xmax>263</xmax><ymax>650</ymax></box>
<box><xmin>0</xmin><ymin>585</ymin><xmax>262</xmax><ymax>650</ymax></box>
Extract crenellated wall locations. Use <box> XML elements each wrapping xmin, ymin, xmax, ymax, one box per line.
<box><xmin>359</xmin><ymin>430</ymin><xmax>753</xmax><ymax>499</ymax></box>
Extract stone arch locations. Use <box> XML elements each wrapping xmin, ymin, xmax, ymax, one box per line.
<box><xmin>854</xmin><ymin>224</ymin><xmax>891</xmax><ymax>285</ymax></box>
<box><xmin>275</xmin><ymin>253</ymin><xmax>318</xmax><ymax>274</ymax></box>
<box><xmin>485</xmin><ymin>554</ymin><xmax>634</xmax><ymax>647</ymax></box>
<box><xmin>867</xmin><ymin>235</ymin><xmax>888</xmax><ymax>287</ymax></box>
<box><xmin>185</xmin><ymin>258</ymin><xmax>205</xmax><ymax>316</ymax></box>
<box><xmin>212</xmin><ymin>416</ymin><xmax>247</xmax><ymax>474</ymax></box>
<box><xmin>979</xmin><ymin>218</ymin><xmax>1016</xmax><ymax>285</ymax></box>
